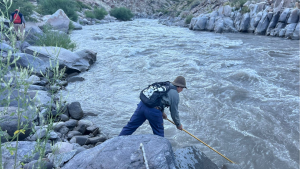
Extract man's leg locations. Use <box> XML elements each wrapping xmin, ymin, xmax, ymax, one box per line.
<box><xmin>119</xmin><ymin>102</ymin><xmax>146</xmax><ymax>136</ymax></box>
<box><xmin>145</xmin><ymin>108</ymin><xmax>164</xmax><ymax>137</ymax></box>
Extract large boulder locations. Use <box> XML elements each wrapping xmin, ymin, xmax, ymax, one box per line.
<box><xmin>206</xmin><ymin>17</ymin><xmax>216</xmax><ymax>31</ymax></box>
<box><xmin>285</xmin><ymin>23</ymin><xmax>297</xmax><ymax>38</ymax></box>
<box><xmin>287</xmin><ymin>9</ymin><xmax>299</xmax><ymax>23</ymax></box>
<box><xmin>24</xmin><ymin>46</ymin><xmax>93</xmax><ymax>73</ymax></box>
<box><xmin>193</xmin><ymin>16</ymin><xmax>208</xmax><ymax>30</ymax></box>
<box><xmin>174</xmin><ymin>146</ymin><xmax>219</xmax><ymax>169</ymax></box>
<box><xmin>62</xmin><ymin>134</ymin><xmax>176</xmax><ymax>169</ymax></box>
<box><xmin>278</xmin><ymin>8</ymin><xmax>291</xmax><ymax>23</ymax></box>
<box><xmin>44</xmin><ymin>9</ymin><xmax>70</xmax><ymax>33</ymax></box>
<box><xmin>255</xmin><ymin>11</ymin><xmax>273</xmax><ymax>35</ymax></box>
<box><xmin>223</xmin><ymin>17</ymin><xmax>237</xmax><ymax>32</ymax></box>
<box><xmin>214</xmin><ymin>17</ymin><xmax>224</xmax><ymax>33</ymax></box>
<box><xmin>270</xmin><ymin>22</ymin><xmax>286</xmax><ymax>36</ymax></box>
<box><xmin>75</xmin><ymin>49</ymin><xmax>97</xmax><ymax>65</ymax></box>
<box><xmin>1</xmin><ymin>141</ymin><xmax>51</xmax><ymax>169</ymax></box>
<box><xmin>218</xmin><ymin>5</ymin><xmax>232</xmax><ymax>17</ymax></box>
<box><xmin>291</xmin><ymin>23</ymin><xmax>300</xmax><ymax>40</ymax></box>
<box><xmin>239</xmin><ymin>13</ymin><xmax>250</xmax><ymax>32</ymax></box>
<box><xmin>24</xmin><ymin>26</ymin><xmax>44</xmax><ymax>45</ymax></box>
<box><xmin>71</xmin><ymin>21</ymin><xmax>82</xmax><ymax>30</ymax></box>
<box><xmin>9</xmin><ymin>53</ymin><xmax>48</xmax><ymax>76</ymax></box>
<box><xmin>266</xmin><ymin>11</ymin><xmax>281</xmax><ymax>35</ymax></box>
<box><xmin>0</xmin><ymin>107</ymin><xmax>34</xmax><ymax>143</ymax></box>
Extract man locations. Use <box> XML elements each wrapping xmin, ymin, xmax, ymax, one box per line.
<box><xmin>10</xmin><ymin>9</ymin><xmax>26</xmax><ymax>40</ymax></box>
<box><xmin>119</xmin><ymin>76</ymin><xmax>187</xmax><ymax>137</ymax></box>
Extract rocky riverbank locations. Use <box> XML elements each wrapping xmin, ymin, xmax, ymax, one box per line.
<box><xmin>0</xmin><ymin>7</ymin><xmax>235</xmax><ymax>169</ymax></box>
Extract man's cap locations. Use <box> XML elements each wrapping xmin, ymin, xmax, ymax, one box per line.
<box><xmin>172</xmin><ymin>76</ymin><xmax>187</xmax><ymax>88</ymax></box>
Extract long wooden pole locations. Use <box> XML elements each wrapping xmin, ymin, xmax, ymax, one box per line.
<box><xmin>166</xmin><ymin>118</ymin><xmax>235</xmax><ymax>164</ymax></box>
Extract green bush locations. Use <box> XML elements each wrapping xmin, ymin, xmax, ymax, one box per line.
<box><xmin>229</xmin><ymin>0</ymin><xmax>248</xmax><ymax>9</ymax></box>
<box><xmin>69</xmin><ymin>21</ymin><xmax>75</xmax><ymax>31</ymax></box>
<box><xmin>0</xmin><ymin>0</ymin><xmax>34</xmax><ymax>21</ymax></box>
<box><xmin>36</xmin><ymin>25</ymin><xmax>76</xmax><ymax>51</ymax></box>
<box><xmin>189</xmin><ymin>1</ymin><xmax>201</xmax><ymax>10</ymax></box>
<box><xmin>110</xmin><ymin>7</ymin><xmax>133</xmax><ymax>21</ymax></box>
<box><xmin>94</xmin><ymin>7</ymin><xmax>108</xmax><ymax>20</ymax></box>
<box><xmin>76</xmin><ymin>0</ymin><xmax>92</xmax><ymax>10</ymax></box>
<box><xmin>37</xmin><ymin>0</ymin><xmax>78</xmax><ymax>21</ymax></box>
<box><xmin>185</xmin><ymin>15</ymin><xmax>193</xmax><ymax>24</ymax></box>
<box><xmin>241</xmin><ymin>6</ymin><xmax>250</xmax><ymax>14</ymax></box>
<box><xmin>84</xmin><ymin>10</ymin><xmax>95</xmax><ymax>19</ymax></box>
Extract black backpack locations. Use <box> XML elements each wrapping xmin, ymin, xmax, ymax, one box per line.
<box><xmin>140</xmin><ymin>81</ymin><xmax>173</xmax><ymax>108</ymax></box>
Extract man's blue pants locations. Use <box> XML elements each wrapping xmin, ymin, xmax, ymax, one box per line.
<box><xmin>119</xmin><ymin>101</ymin><xmax>164</xmax><ymax>137</ymax></box>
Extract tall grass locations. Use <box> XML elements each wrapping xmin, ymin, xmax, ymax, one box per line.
<box><xmin>37</xmin><ymin>0</ymin><xmax>78</xmax><ymax>21</ymax></box>
<box><xmin>1</xmin><ymin>1</ymin><xmax>68</xmax><ymax>168</ymax></box>
<box><xmin>35</xmin><ymin>25</ymin><xmax>76</xmax><ymax>51</ymax></box>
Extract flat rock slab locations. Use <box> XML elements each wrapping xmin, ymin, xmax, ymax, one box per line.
<box><xmin>62</xmin><ymin>134</ymin><xmax>176</xmax><ymax>169</ymax></box>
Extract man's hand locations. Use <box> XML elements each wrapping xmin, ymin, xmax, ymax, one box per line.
<box><xmin>162</xmin><ymin>112</ymin><xmax>167</xmax><ymax>119</ymax></box>
<box><xmin>177</xmin><ymin>124</ymin><xmax>183</xmax><ymax>130</ymax></box>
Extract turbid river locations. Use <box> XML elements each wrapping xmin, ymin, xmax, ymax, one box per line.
<box><xmin>61</xmin><ymin>19</ymin><xmax>299</xmax><ymax>169</ymax></box>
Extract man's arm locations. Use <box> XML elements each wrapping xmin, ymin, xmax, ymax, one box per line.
<box><xmin>21</xmin><ymin>15</ymin><xmax>26</xmax><ymax>28</ymax></box>
<box><xmin>168</xmin><ymin>90</ymin><xmax>182</xmax><ymax>130</ymax></box>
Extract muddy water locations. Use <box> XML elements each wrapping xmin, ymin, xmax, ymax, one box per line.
<box><xmin>61</xmin><ymin>19</ymin><xmax>299</xmax><ymax>169</ymax></box>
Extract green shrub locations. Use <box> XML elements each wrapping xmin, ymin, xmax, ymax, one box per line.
<box><xmin>0</xmin><ymin>0</ymin><xmax>34</xmax><ymax>21</ymax></box>
<box><xmin>94</xmin><ymin>7</ymin><xmax>108</xmax><ymax>20</ymax></box>
<box><xmin>241</xmin><ymin>6</ymin><xmax>250</xmax><ymax>14</ymax></box>
<box><xmin>229</xmin><ymin>0</ymin><xmax>248</xmax><ymax>9</ymax></box>
<box><xmin>69</xmin><ymin>21</ymin><xmax>75</xmax><ymax>31</ymax></box>
<box><xmin>84</xmin><ymin>10</ymin><xmax>95</xmax><ymax>19</ymax></box>
<box><xmin>76</xmin><ymin>0</ymin><xmax>92</xmax><ymax>10</ymax></box>
<box><xmin>37</xmin><ymin>0</ymin><xmax>78</xmax><ymax>21</ymax></box>
<box><xmin>185</xmin><ymin>15</ymin><xmax>193</xmax><ymax>24</ymax></box>
<box><xmin>110</xmin><ymin>7</ymin><xmax>134</xmax><ymax>21</ymax></box>
<box><xmin>36</xmin><ymin>25</ymin><xmax>76</xmax><ymax>51</ymax></box>
<box><xmin>189</xmin><ymin>1</ymin><xmax>201</xmax><ymax>10</ymax></box>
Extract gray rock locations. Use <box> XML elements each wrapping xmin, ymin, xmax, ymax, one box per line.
<box><xmin>0</xmin><ymin>43</ymin><xmax>13</xmax><ymax>52</ymax></box>
<box><xmin>48</xmin><ymin>150</ymin><xmax>77</xmax><ymax>168</ymax></box>
<box><xmin>206</xmin><ymin>17</ymin><xmax>216</xmax><ymax>31</ymax></box>
<box><xmin>53</xmin><ymin>122</ymin><xmax>65</xmax><ymax>132</ymax></box>
<box><xmin>87</xmin><ymin>137</ymin><xmax>104</xmax><ymax>144</ymax></box>
<box><xmin>174</xmin><ymin>146</ymin><xmax>218</xmax><ymax>169</ymax></box>
<box><xmin>266</xmin><ymin>11</ymin><xmax>281</xmax><ymax>35</ymax></box>
<box><xmin>0</xmin><ymin>107</ymin><xmax>33</xmax><ymax>142</ymax></box>
<box><xmin>71</xmin><ymin>21</ymin><xmax>82</xmax><ymax>30</ymax></box>
<box><xmin>11</xmin><ymin>53</ymin><xmax>49</xmax><ymax>76</ymax></box>
<box><xmin>86</xmin><ymin>126</ymin><xmax>99</xmax><ymax>136</ymax></box>
<box><xmin>1</xmin><ymin>141</ymin><xmax>51</xmax><ymax>169</ymax></box>
<box><xmin>189</xmin><ymin>18</ymin><xmax>197</xmax><ymax>30</ymax></box>
<box><xmin>239</xmin><ymin>13</ymin><xmax>250</xmax><ymax>32</ymax></box>
<box><xmin>223</xmin><ymin>17</ymin><xmax>237</xmax><ymax>32</ymax></box>
<box><xmin>193</xmin><ymin>16</ymin><xmax>208</xmax><ymax>30</ymax></box>
<box><xmin>15</xmin><ymin>41</ymin><xmax>31</xmax><ymax>52</ymax></box>
<box><xmin>59</xmin><ymin>126</ymin><xmax>69</xmax><ymax>135</ymax></box>
<box><xmin>291</xmin><ymin>23</ymin><xmax>300</xmax><ymax>40</ymax></box>
<box><xmin>287</xmin><ymin>9</ymin><xmax>299</xmax><ymax>23</ymax></box>
<box><xmin>24</xmin><ymin>26</ymin><xmax>44</xmax><ymax>45</ymax></box>
<box><xmin>24</xmin><ymin>46</ymin><xmax>92</xmax><ymax>73</ymax></box>
<box><xmin>285</xmin><ymin>23</ymin><xmax>297</xmax><ymax>38</ymax></box>
<box><xmin>278</xmin><ymin>8</ymin><xmax>291</xmax><ymax>23</ymax></box>
<box><xmin>62</xmin><ymin>134</ymin><xmax>176</xmax><ymax>169</ymax></box>
<box><xmin>278</xmin><ymin>28</ymin><xmax>286</xmax><ymax>37</ymax></box>
<box><xmin>270</xmin><ymin>22</ymin><xmax>286</xmax><ymax>36</ymax></box>
<box><xmin>70</xmin><ymin>136</ymin><xmax>90</xmax><ymax>146</ymax></box>
<box><xmin>67</xmin><ymin>131</ymin><xmax>82</xmax><ymax>139</ymax></box>
<box><xmin>44</xmin><ymin>9</ymin><xmax>70</xmax><ymax>33</ymax></box>
<box><xmin>28</xmin><ymin>85</ymin><xmax>46</xmax><ymax>91</ymax></box>
<box><xmin>32</xmin><ymin>90</ymin><xmax>52</xmax><ymax>107</ymax></box>
<box><xmin>49</xmin><ymin>131</ymin><xmax>59</xmax><ymax>139</ymax></box>
<box><xmin>74</xmin><ymin>123</ymin><xmax>87</xmax><ymax>134</ymax></box>
<box><xmin>64</xmin><ymin>119</ymin><xmax>78</xmax><ymax>129</ymax></box>
<box><xmin>53</xmin><ymin>142</ymin><xmax>74</xmax><ymax>154</ymax></box>
<box><xmin>23</xmin><ymin>159</ymin><xmax>53</xmax><ymax>169</ymax></box>
<box><xmin>75</xmin><ymin>49</ymin><xmax>97</xmax><ymax>66</ymax></box>
<box><xmin>234</xmin><ymin>12</ymin><xmax>242</xmax><ymax>31</ymax></box>
<box><xmin>78</xmin><ymin>120</ymin><xmax>93</xmax><ymax>127</ymax></box>
<box><xmin>60</xmin><ymin>114</ymin><xmax>69</xmax><ymax>121</ymax></box>
<box><xmin>218</xmin><ymin>5</ymin><xmax>232</xmax><ymax>17</ymax></box>
<box><xmin>27</xmin><ymin>75</ymin><xmax>40</xmax><ymax>84</ymax></box>
<box><xmin>68</xmin><ymin>102</ymin><xmax>83</xmax><ymax>120</ymax></box>
<box><xmin>255</xmin><ymin>11</ymin><xmax>272</xmax><ymax>35</ymax></box>
<box><xmin>66</xmin><ymin>76</ymin><xmax>85</xmax><ymax>83</ymax></box>
<box><xmin>28</xmin><ymin>127</ymin><xmax>47</xmax><ymax>141</ymax></box>
<box><xmin>214</xmin><ymin>17</ymin><xmax>224</xmax><ymax>33</ymax></box>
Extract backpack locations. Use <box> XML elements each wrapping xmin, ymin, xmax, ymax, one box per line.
<box><xmin>140</xmin><ymin>81</ymin><xmax>172</xmax><ymax>109</ymax></box>
<box><xmin>13</xmin><ymin>13</ymin><xmax>22</xmax><ymax>24</ymax></box>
